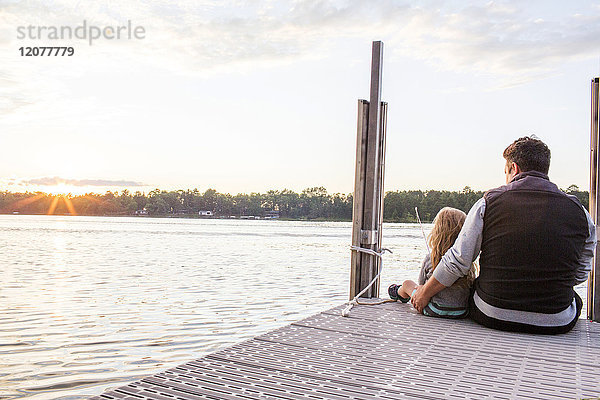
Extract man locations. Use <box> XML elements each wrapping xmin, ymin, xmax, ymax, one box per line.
<box><xmin>411</xmin><ymin>136</ymin><xmax>596</xmax><ymax>334</ymax></box>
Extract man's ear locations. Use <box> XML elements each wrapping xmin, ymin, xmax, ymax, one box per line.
<box><xmin>512</xmin><ymin>162</ymin><xmax>521</xmax><ymax>175</ymax></box>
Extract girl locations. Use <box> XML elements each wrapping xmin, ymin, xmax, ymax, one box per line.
<box><xmin>388</xmin><ymin>207</ymin><xmax>477</xmax><ymax>318</ymax></box>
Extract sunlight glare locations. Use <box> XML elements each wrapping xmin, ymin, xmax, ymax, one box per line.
<box><xmin>44</xmin><ymin>183</ymin><xmax>82</xmax><ymax>195</ymax></box>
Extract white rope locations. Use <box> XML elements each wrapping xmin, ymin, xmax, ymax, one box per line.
<box><xmin>342</xmin><ymin>245</ymin><xmax>392</xmax><ymax>317</ymax></box>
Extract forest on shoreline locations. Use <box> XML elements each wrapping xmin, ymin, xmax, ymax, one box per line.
<box><xmin>0</xmin><ymin>185</ymin><xmax>589</xmax><ymax>223</ymax></box>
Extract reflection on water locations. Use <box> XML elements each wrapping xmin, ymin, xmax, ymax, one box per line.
<box><xmin>0</xmin><ymin>216</ymin><xmax>450</xmax><ymax>398</ymax></box>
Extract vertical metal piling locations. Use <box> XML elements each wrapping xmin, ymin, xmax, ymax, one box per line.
<box><xmin>350</xmin><ymin>41</ymin><xmax>387</xmax><ymax>299</ymax></box>
<box><xmin>377</xmin><ymin>102</ymin><xmax>388</xmax><ymax>260</ymax></box>
<box><xmin>350</xmin><ymin>100</ymin><xmax>369</xmax><ymax>299</ymax></box>
<box><xmin>589</xmin><ymin>77</ymin><xmax>600</xmax><ymax>322</ymax></box>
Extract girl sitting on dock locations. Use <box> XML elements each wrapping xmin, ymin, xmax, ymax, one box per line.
<box><xmin>388</xmin><ymin>207</ymin><xmax>476</xmax><ymax>318</ymax></box>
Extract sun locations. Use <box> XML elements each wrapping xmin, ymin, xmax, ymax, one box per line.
<box><xmin>43</xmin><ymin>183</ymin><xmax>87</xmax><ymax>196</ymax></box>
<box><xmin>1</xmin><ymin>191</ymin><xmax>81</xmax><ymax>216</ymax></box>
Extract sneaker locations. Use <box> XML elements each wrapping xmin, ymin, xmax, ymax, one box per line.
<box><xmin>388</xmin><ymin>284</ymin><xmax>410</xmax><ymax>303</ymax></box>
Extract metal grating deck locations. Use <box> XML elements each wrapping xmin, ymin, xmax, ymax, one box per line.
<box><xmin>92</xmin><ymin>300</ymin><xmax>600</xmax><ymax>400</ymax></box>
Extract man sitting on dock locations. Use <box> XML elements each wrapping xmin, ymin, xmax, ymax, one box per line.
<box><xmin>411</xmin><ymin>136</ymin><xmax>596</xmax><ymax>334</ymax></box>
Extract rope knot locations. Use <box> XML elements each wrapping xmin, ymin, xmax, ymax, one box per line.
<box><xmin>342</xmin><ymin>246</ymin><xmax>393</xmax><ymax>317</ymax></box>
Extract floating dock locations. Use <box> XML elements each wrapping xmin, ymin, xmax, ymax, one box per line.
<box><xmin>92</xmin><ymin>300</ymin><xmax>600</xmax><ymax>400</ymax></box>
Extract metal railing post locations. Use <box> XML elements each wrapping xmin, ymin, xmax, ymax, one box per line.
<box><xmin>589</xmin><ymin>77</ymin><xmax>600</xmax><ymax>321</ymax></box>
<box><xmin>350</xmin><ymin>41</ymin><xmax>387</xmax><ymax>299</ymax></box>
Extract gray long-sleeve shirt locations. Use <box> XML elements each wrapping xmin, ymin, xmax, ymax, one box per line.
<box><xmin>432</xmin><ymin>197</ymin><xmax>596</xmax><ymax>325</ymax></box>
<box><xmin>418</xmin><ymin>253</ymin><xmax>472</xmax><ymax>309</ymax></box>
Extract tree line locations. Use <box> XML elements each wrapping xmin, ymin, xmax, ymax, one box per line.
<box><xmin>0</xmin><ymin>185</ymin><xmax>589</xmax><ymax>222</ymax></box>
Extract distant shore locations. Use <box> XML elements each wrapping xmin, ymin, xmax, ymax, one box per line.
<box><xmin>3</xmin><ymin>212</ymin><xmax>356</xmax><ymax>223</ymax></box>
<box><xmin>1</xmin><ymin>185</ymin><xmax>588</xmax><ymax>223</ymax></box>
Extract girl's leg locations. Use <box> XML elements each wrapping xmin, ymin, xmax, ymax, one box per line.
<box><xmin>398</xmin><ymin>280</ymin><xmax>418</xmax><ymax>299</ymax></box>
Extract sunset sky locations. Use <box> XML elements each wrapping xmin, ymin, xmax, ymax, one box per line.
<box><xmin>1</xmin><ymin>0</ymin><xmax>600</xmax><ymax>195</ymax></box>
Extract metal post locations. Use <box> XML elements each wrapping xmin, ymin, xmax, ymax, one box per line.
<box><xmin>350</xmin><ymin>100</ymin><xmax>369</xmax><ymax>299</ymax></box>
<box><xmin>376</xmin><ymin>101</ymin><xmax>388</xmax><ymax>266</ymax></box>
<box><xmin>350</xmin><ymin>41</ymin><xmax>387</xmax><ymax>299</ymax></box>
<box><xmin>589</xmin><ymin>77</ymin><xmax>600</xmax><ymax>321</ymax></box>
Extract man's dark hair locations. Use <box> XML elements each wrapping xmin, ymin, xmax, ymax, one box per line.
<box><xmin>503</xmin><ymin>136</ymin><xmax>551</xmax><ymax>174</ymax></box>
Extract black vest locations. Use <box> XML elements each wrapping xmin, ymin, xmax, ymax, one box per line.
<box><xmin>476</xmin><ymin>171</ymin><xmax>588</xmax><ymax>313</ymax></box>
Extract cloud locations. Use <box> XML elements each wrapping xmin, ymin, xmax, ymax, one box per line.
<box><xmin>392</xmin><ymin>3</ymin><xmax>600</xmax><ymax>79</ymax></box>
<box><xmin>2</xmin><ymin>0</ymin><xmax>600</xmax><ymax>117</ymax></box>
<box><xmin>20</xmin><ymin>177</ymin><xmax>146</xmax><ymax>187</ymax></box>
<box><xmin>139</xmin><ymin>0</ymin><xmax>600</xmax><ymax>81</ymax></box>
<box><xmin>4</xmin><ymin>1</ymin><xmax>599</xmax><ymax>73</ymax></box>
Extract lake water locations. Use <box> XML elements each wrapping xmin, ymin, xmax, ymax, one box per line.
<box><xmin>1</xmin><ymin>215</ymin><xmax>429</xmax><ymax>399</ymax></box>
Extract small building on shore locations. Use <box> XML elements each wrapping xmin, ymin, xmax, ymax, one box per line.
<box><xmin>264</xmin><ymin>210</ymin><xmax>280</xmax><ymax>219</ymax></box>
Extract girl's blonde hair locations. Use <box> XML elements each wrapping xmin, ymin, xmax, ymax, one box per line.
<box><xmin>428</xmin><ymin>207</ymin><xmax>479</xmax><ymax>281</ymax></box>
<box><xmin>429</xmin><ymin>207</ymin><xmax>466</xmax><ymax>271</ymax></box>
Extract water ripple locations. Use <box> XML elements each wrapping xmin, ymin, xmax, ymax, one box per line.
<box><xmin>1</xmin><ymin>215</ymin><xmax>427</xmax><ymax>399</ymax></box>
